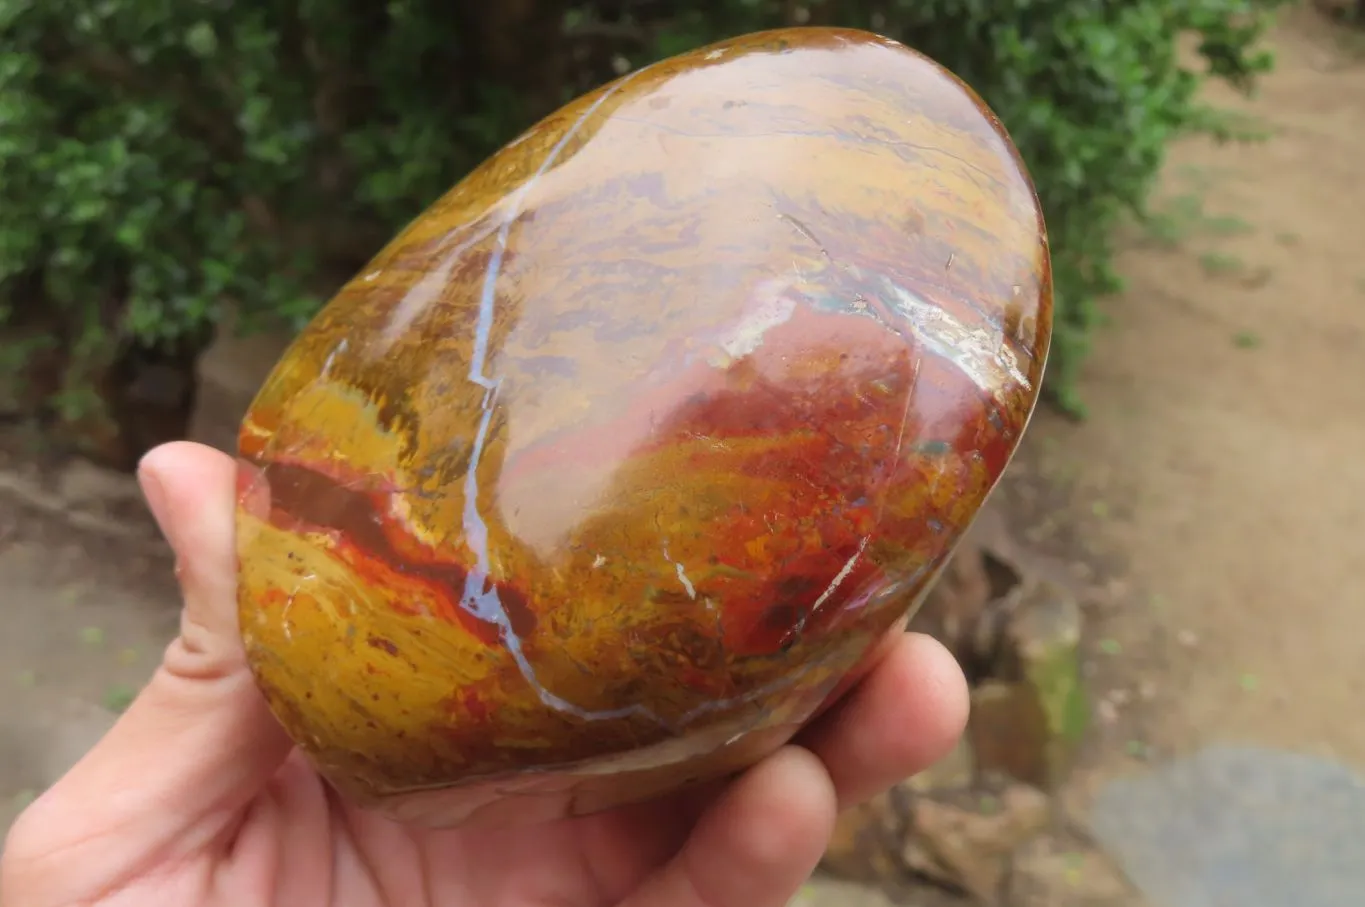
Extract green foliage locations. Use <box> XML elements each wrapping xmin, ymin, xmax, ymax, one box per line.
<box><xmin>0</xmin><ymin>0</ymin><xmax>1290</xmax><ymax>419</ymax></box>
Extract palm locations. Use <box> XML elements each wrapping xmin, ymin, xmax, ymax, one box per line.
<box><xmin>219</xmin><ymin>753</ymin><xmax>707</xmax><ymax>907</ymax></box>
<box><xmin>92</xmin><ymin>749</ymin><xmax>798</xmax><ymax>907</ymax></box>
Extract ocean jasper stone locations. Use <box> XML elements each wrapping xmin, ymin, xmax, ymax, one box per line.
<box><xmin>235</xmin><ymin>26</ymin><xmax>1052</xmax><ymax>828</ymax></box>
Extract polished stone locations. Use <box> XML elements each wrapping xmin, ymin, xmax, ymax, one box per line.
<box><xmin>235</xmin><ymin>26</ymin><xmax>1051</xmax><ymax>828</ymax></box>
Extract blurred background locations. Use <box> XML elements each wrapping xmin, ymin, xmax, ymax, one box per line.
<box><xmin>1</xmin><ymin>1</ymin><xmax>1362</xmax><ymax>905</ymax></box>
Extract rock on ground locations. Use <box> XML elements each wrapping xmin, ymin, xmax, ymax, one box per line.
<box><xmin>1092</xmin><ymin>745</ymin><xmax>1365</xmax><ymax>907</ymax></box>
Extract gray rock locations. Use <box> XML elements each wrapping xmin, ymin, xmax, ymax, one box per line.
<box><xmin>971</xmin><ymin>581</ymin><xmax>1088</xmax><ymax>790</ymax></box>
<box><xmin>1092</xmin><ymin>744</ymin><xmax>1365</xmax><ymax>907</ymax></box>
<box><xmin>788</xmin><ymin>878</ymin><xmax>901</xmax><ymax>907</ymax></box>
<box><xmin>1008</xmin><ymin>833</ymin><xmax>1138</xmax><ymax>906</ymax></box>
<box><xmin>821</xmin><ymin>771</ymin><xmax>1050</xmax><ymax>904</ymax></box>
<box><xmin>911</xmin><ymin>783</ymin><xmax>1051</xmax><ymax>905</ymax></box>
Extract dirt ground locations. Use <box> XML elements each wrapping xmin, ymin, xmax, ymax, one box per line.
<box><xmin>1054</xmin><ymin>6</ymin><xmax>1365</xmax><ymax>776</ymax></box>
<box><xmin>1</xmin><ymin>7</ymin><xmax>1362</xmax><ymax>903</ymax></box>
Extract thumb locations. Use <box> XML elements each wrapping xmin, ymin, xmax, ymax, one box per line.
<box><xmin>9</xmin><ymin>441</ymin><xmax>291</xmax><ymax>874</ymax></box>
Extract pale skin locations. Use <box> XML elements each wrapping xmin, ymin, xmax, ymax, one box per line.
<box><xmin>0</xmin><ymin>441</ymin><xmax>969</xmax><ymax>907</ymax></box>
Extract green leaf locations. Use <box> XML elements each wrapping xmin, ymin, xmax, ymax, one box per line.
<box><xmin>185</xmin><ymin>21</ymin><xmax>218</xmax><ymax>58</ymax></box>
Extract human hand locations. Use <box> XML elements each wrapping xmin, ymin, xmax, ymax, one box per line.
<box><xmin>0</xmin><ymin>440</ymin><xmax>968</xmax><ymax>907</ymax></box>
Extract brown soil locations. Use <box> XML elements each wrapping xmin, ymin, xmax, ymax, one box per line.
<box><xmin>1</xmin><ymin>9</ymin><xmax>1362</xmax><ymax>905</ymax></box>
<box><xmin>1054</xmin><ymin>7</ymin><xmax>1365</xmax><ymax>775</ymax></box>
<box><xmin>0</xmin><ymin>482</ymin><xmax>175</xmax><ymax>833</ymax></box>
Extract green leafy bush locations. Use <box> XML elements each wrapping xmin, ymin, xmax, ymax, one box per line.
<box><xmin>0</xmin><ymin>0</ymin><xmax>1288</xmax><ymax>436</ymax></box>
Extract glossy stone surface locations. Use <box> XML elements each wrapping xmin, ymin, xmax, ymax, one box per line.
<box><xmin>235</xmin><ymin>26</ymin><xmax>1052</xmax><ymax>828</ymax></box>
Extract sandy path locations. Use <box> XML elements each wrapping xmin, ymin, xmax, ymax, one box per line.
<box><xmin>1053</xmin><ymin>10</ymin><xmax>1365</xmax><ymax>771</ymax></box>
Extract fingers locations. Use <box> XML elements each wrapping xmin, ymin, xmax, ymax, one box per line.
<box><xmin>4</xmin><ymin>442</ymin><xmax>291</xmax><ymax>890</ymax></box>
<box><xmin>594</xmin><ymin>631</ymin><xmax>965</xmax><ymax>907</ymax></box>
<box><xmin>617</xmin><ymin>746</ymin><xmax>836</xmax><ymax>907</ymax></box>
<box><xmin>799</xmin><ymin>632</ymin><xmax>968</xmax><ymax>810</ymax></box>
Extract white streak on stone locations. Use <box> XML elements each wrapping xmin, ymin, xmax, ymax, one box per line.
<box><xmin>810</xmin><ymin>535</ymin><xmax>872</xmax><ymax>615</ymax></box>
